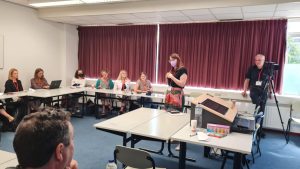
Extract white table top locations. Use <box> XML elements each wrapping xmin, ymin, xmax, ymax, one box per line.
<box><xmin>0</xmin><ymin>87</ymin><xmax>85</xmax><ymax>100</ymax></box>
<box><xmin>27</xmin><ymin>87</ymin><xmax>85</xmax><ymax>98</ymax></box>
<box><xmin>86</xmin><ymin>87</ymin><xmax>165</xmax><ymax>100</ymax></box>
<box><xmin>94</xmin><ymin>108</ymin><xmax>164</xmax><ymax>133</ymax></box>
<box><xmin>171</xmin><ymin>124</ymin><xmax>252</xmax><ymax>154</ymax></box>
<box><xmin>0</xmin><ymin>91</ymin><xmax>28</xmax><ymax>100</ymax></box>
<box><xmin>0</xmin><ymin>150</ymin><xmax>17</xmax><ymax>165</ymax></box>
<box><xmin>0</xmin><ymin>159</ymin><xmax>18</xmax><ymax>168</ymax></box>
<box><xmin>130</xmin><ymin>112</ymin><xmax>190</xmax><ymax>141</ymax></box>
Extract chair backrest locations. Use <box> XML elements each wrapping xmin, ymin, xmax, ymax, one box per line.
<box><xmin>114</xmin><ymin>145</ymin><xmax>155</xmax><ymax>169</ymax></box>
<box><xmin>252</xmin><ymin>123</ymin><xmax>261</xmax><ymax>142</ymax></box>
<box><xmin>253</xmin><ymin>106</ymin><xmax>261</xmax><ymax>116</ymax></box>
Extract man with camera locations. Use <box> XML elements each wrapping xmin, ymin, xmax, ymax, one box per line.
<box><xmin>242</xmin><ymin>54</ymin><xmax>272</xmax><ymax>115</ymax></box>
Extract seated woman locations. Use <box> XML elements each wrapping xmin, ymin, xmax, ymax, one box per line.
<box><xmin>95</xmin><ymin>70</ymin><xmax>114</xmax><ymax>117</ymax></box>
<box><xmin>114</xmin><ymin>70</ymin><xmax>130</xmax><ymax>114</ymax></box>
<box><xmin>31</xmin><ymin>68</ymin><xmax>50</xmax><ymax>89</ymax></box>
<box><xmin>0</xmin><ymin>102</ymin><xmax>15</xmax><ymax>131</ymax></box>
<box><xmin>134</xmin><ymin>72</ymin><xmax>153</xmax><ymax>108</ymax></box>
<box><xmin>69</xmin><ymin>69</ymin><xmax>86</xmax><ymax>113</ymax></box>
<box><xmin>0</xmin><ymin>106</ymin><xmax>14</xmax><ymax>122</ymax></box>
<box><xmin>30</xmin><ymin>68</ymin><xmax>50</xmax><ymax>111</ymax></box>
<box><xmin>4</xmin><ymin>68</ymin><xmax>27</xmax><ymax>127</ymax></box>
<box><xmin>71</xmin><ymin>69</ymin><xmax>86</xmax><ymax>87</ymax></box>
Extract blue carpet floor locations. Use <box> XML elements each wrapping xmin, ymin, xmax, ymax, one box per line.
<box><xmin>1</xmin><ymin>115</ymin><xmax>300</xmax><ymax>169</ymax></box>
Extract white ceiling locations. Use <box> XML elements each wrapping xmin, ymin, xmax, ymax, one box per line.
<box><xmin>5</xmin><ymin>0</ymin><xmax>300</xmax><ymax>26</ymax></box>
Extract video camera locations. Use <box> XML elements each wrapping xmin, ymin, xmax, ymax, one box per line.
<box><xmin>265</xmin><ymin>61</ymin><xmax>279</xmax><ymax>77</ymax></box>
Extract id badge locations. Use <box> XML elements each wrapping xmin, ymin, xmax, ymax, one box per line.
<box><xmin>256</xmin><ymin>81</ymin><xmax>262</xmax><ymax>86</ymax></box>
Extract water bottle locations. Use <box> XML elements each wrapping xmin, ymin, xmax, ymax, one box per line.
<box><xmin>106</xmin><ymin>160</ymin><xmax>117</xmax><ymax>169</ymax></box>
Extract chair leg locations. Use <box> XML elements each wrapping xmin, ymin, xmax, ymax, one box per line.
<box><xmin>220</xmin><ymin>151</ymin><xmax>228</xmax><ymax>169</ymax></box>
<box><xmin>243</xmin><ymin>155</ymin><xmax>250</xmax><ymax>169</ymax></box>
<box><xmin>286</xmin><ymin>119</ymin><xmax>291</xmax><ymax>143</ymax></box>
<box><xmin>257</xmin><ymin>143</ymin><xmax>261</xmax><ymax>157</ymax></box>
<box><xmin>251</xmin><ymin>151</ymin><xmax>255</xmax><ymax>164</ymax></box>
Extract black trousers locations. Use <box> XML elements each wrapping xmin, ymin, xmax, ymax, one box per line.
<box><xmin>5</xmin><ymin>99</ymin><xmax>28</xmax><ymax>126</ymax></box>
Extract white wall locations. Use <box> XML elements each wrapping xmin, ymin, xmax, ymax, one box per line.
<box><xmin>0</xmin><ymin>1</ymin><xmax>78</xmax><ymax>90</ymax></box>
<box><xmin>64</xmin><ymin>24</ymin><xmax>79</xmax><ymax>86</ymax></box>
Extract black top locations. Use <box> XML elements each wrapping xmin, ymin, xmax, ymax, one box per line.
<box><xmin>168</xmin><ymin>67</ymin><xmax>188</xmax><ymax>88</ymax></box>
<box><xmin>4</xmin><ymin>79</ymin><xmax>24</xmax><ymax>93</ymax></box>
<box><xmin>245</xmin><ymin>64</ymin><xmax>269</xmax><ymax>91</ymax></box>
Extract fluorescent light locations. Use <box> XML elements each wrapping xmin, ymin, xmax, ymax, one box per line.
<box><xmin>30</xmin><ymin>0</ymin><xmax>83</xmax><ymax>8</ymax></box>
<box><xmin>80</xmin><ymin>0</ymin><xmax>125</xmax><ymax>4</ymax></box>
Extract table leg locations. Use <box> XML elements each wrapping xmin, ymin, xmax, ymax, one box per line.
<box><xmin>178</xmin><ymin>142</ymin><xmax>186</xmax><ymax>169</ymax></box>
<box><xmin>233</xmin><ymin>152</ymin><xmax>242</xmax><ymax>169</ymax></box>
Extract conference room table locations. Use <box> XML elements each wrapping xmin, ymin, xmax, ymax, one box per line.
<box><xmin>0</xmin><ymin>91</ymin><xmax>28</xmax><ymax>100</ymax></box>
<box><xmin>0</xmin><ymin>87</ymin><xmax>191</xmax><ymax>118</ymax></box>
<box><xmin>94</xmin><ymin>108</ymin><xmax>164</xmax><ymax>146</ymax></box>
<box><xmin>85</xmin><ymin>87</ymin><xmax>166</xmax><ymax>109</ymax></box>
<box><xmin>0</xmin><ymin>150</ymin><xmax>18</xmax><ymax>167</ymax></box>
<box><xmin>171</xmin><ymin>124</ymin><xmax>252</xmax><ymax>169</ymax></box>
<box><xmin>0</xmin><ymin>87</ymin><xmax>87</xmax><ymax>117</ymax></box>
<box><xmin>94</xmin><ymin>107</ymin><xmax>190</xmax><ymax>154</ymax></box>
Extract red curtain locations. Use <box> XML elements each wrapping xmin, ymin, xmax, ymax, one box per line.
<box><xmin>158</xmin><ymin>20</ymin><xmax>287</xmax><ymax>92</ymax></box>
<box><xmin>78</xmin><ymin>25</ymin><xmax>157</xmax><ymax>81</ymax></box>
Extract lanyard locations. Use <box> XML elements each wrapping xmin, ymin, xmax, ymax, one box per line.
<box><xmin>258</xmin><ymin>68</ymin><xmax>263</xmax><ymax>81</ymax></box>
<box><xmin>13</xmin><ymin>81</ymin><xmax>19</xmax><ymax>92</ymax></box>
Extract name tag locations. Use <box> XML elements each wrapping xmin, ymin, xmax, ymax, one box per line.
<box><xmin>256</xmin><ymin>81</ymin><xmax>262</xmax><ymax>86</ymax></box>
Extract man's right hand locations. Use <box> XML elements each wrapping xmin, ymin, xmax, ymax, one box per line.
<box><xmin>241</xmin><ymin>91</ymin><xmax>247</xmax><ymax>97</ymax></box>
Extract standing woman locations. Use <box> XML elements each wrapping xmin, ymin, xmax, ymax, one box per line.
<box><xmin>165</xmin><ymin>53</ymin><xmax>188</xmax><ymax>111</ymax></box>
<box><xmin>4</xmin><ymin>68</ymin><xmax>27</xmax><ymax>125</ymax></box>
<box><xmin>114</xmin><ymin>70</ymin><xmax>131</xmax><ymax>114</ymax></box>
<box><xmin>95</xmin><ymin>70</ymin><xmax>114</xmax><ymax>117</ymax></box>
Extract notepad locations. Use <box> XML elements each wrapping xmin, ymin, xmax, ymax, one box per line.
<box><xmin>197</xmin><ymin>132</ymin><xmax>209</xmax><ymax>141</ymax></box>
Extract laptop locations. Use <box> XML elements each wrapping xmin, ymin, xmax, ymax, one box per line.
<box><xmin>49</xmin><ymin>80</ymin><xmax>62</xmax><ymax>89</ymax></box>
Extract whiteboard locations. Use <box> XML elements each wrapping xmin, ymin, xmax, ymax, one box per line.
<box><xmin>0</xmin><ymin>35</ymin><xmax>3</xmax><ymax>68</ymax></box>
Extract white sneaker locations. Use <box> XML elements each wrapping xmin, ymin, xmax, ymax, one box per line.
<box><xmin>175</xmin><ymin>144</ymin><xmax>180</xmax><ymax>151</ymax></box>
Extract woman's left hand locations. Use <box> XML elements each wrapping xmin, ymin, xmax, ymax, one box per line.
<box><xmin>166</xmin><ymin>72</ymin><xmax>173</xmax><ymax>79</ymax></box>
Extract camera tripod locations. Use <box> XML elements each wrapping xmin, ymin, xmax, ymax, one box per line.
<box><xmin>259</xmin><ymin>76</ymin><xmax>288</xmax><ymax>143</ymax></box>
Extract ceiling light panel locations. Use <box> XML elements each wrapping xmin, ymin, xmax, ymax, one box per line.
<box><xmin>29</xmin><ymin>0</ymin><xmax>83</xmax><ymax>7</ymax></box>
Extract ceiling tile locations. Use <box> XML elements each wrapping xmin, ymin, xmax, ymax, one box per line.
<box><xmin>275</xmin><ymin>10</ymin><xmax>300</xmax><ymax>17</ymax></box>
<box><xmin>124</xmin><ymin>18</ymin><xmax>145</xmax><ymax>23</ymax></box>
<box><xmin>107</xmin><ymin>19</ymin><xmax>127</xmax><ymax>24</ymax></box>
<box><xmin>277</xmin><ymin>2</ymin><xmax>300</xmax><ymax>11</ymax></box>
<box><xmin>210</xmin><ymin>7</ymin><xmax>242</xmax><ymax>14</ymax></box>
<box><xmin>188</xmin><ymin>14</ymin><xmax>216</xmax><ymax>21</ymax></box>
<box><xmin>163</xmin><ymin>16</ymin><xmax>191</xmax><ymax>22</ymax></box>
<box><xmin>88</xmin><ymin>15</ymin><xmax>117</xmax><ymax>20</ymax></box>
<box><xmin>181</xmin><ymin>8</ymin><xmax>211</xmax><ymax>16</ymax></box>
<box><xmin>243</xmin><ymin>12</ymin><xmax>274</xmax><ymax>19</ymax></box>
<box><xmin>157</xmin><ymin>10</ymin><xmax>185</xmax><ymax>17</ymax></box>
<box><xmin>215</xmin><ymin>13</ymin><xmax>243</xmax><ymax>20</ymax></box>
<box><xmin>132</xmin><ymin>12</ymin><xmax>161</xmax><ymax>18</ymax></box>
<box><xmin>242</xmin><ymin>4</ymin><xmax>276</xmax><ymax>13</ymax></box>
<box><xmin>111</xmin><ymin>13</ymin><xmax>138</xmax><ymax>19</ymax></box>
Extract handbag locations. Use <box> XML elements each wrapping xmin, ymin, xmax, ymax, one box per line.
<box><xmin>165</xmin><ymin>87</ymin><xmax>183</xmax><ymax>109</ymax></box>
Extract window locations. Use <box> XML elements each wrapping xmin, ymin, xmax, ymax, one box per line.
<box><xmin>283</xmin><ymin>20</ymin><xmax>300</xmax><ymax>95</ymax></box>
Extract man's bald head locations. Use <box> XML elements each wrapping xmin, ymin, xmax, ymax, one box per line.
<box><xmin>255</xmin><ymin>54</ymin><xmax>265</xmax><ymax>69</ymax></box>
